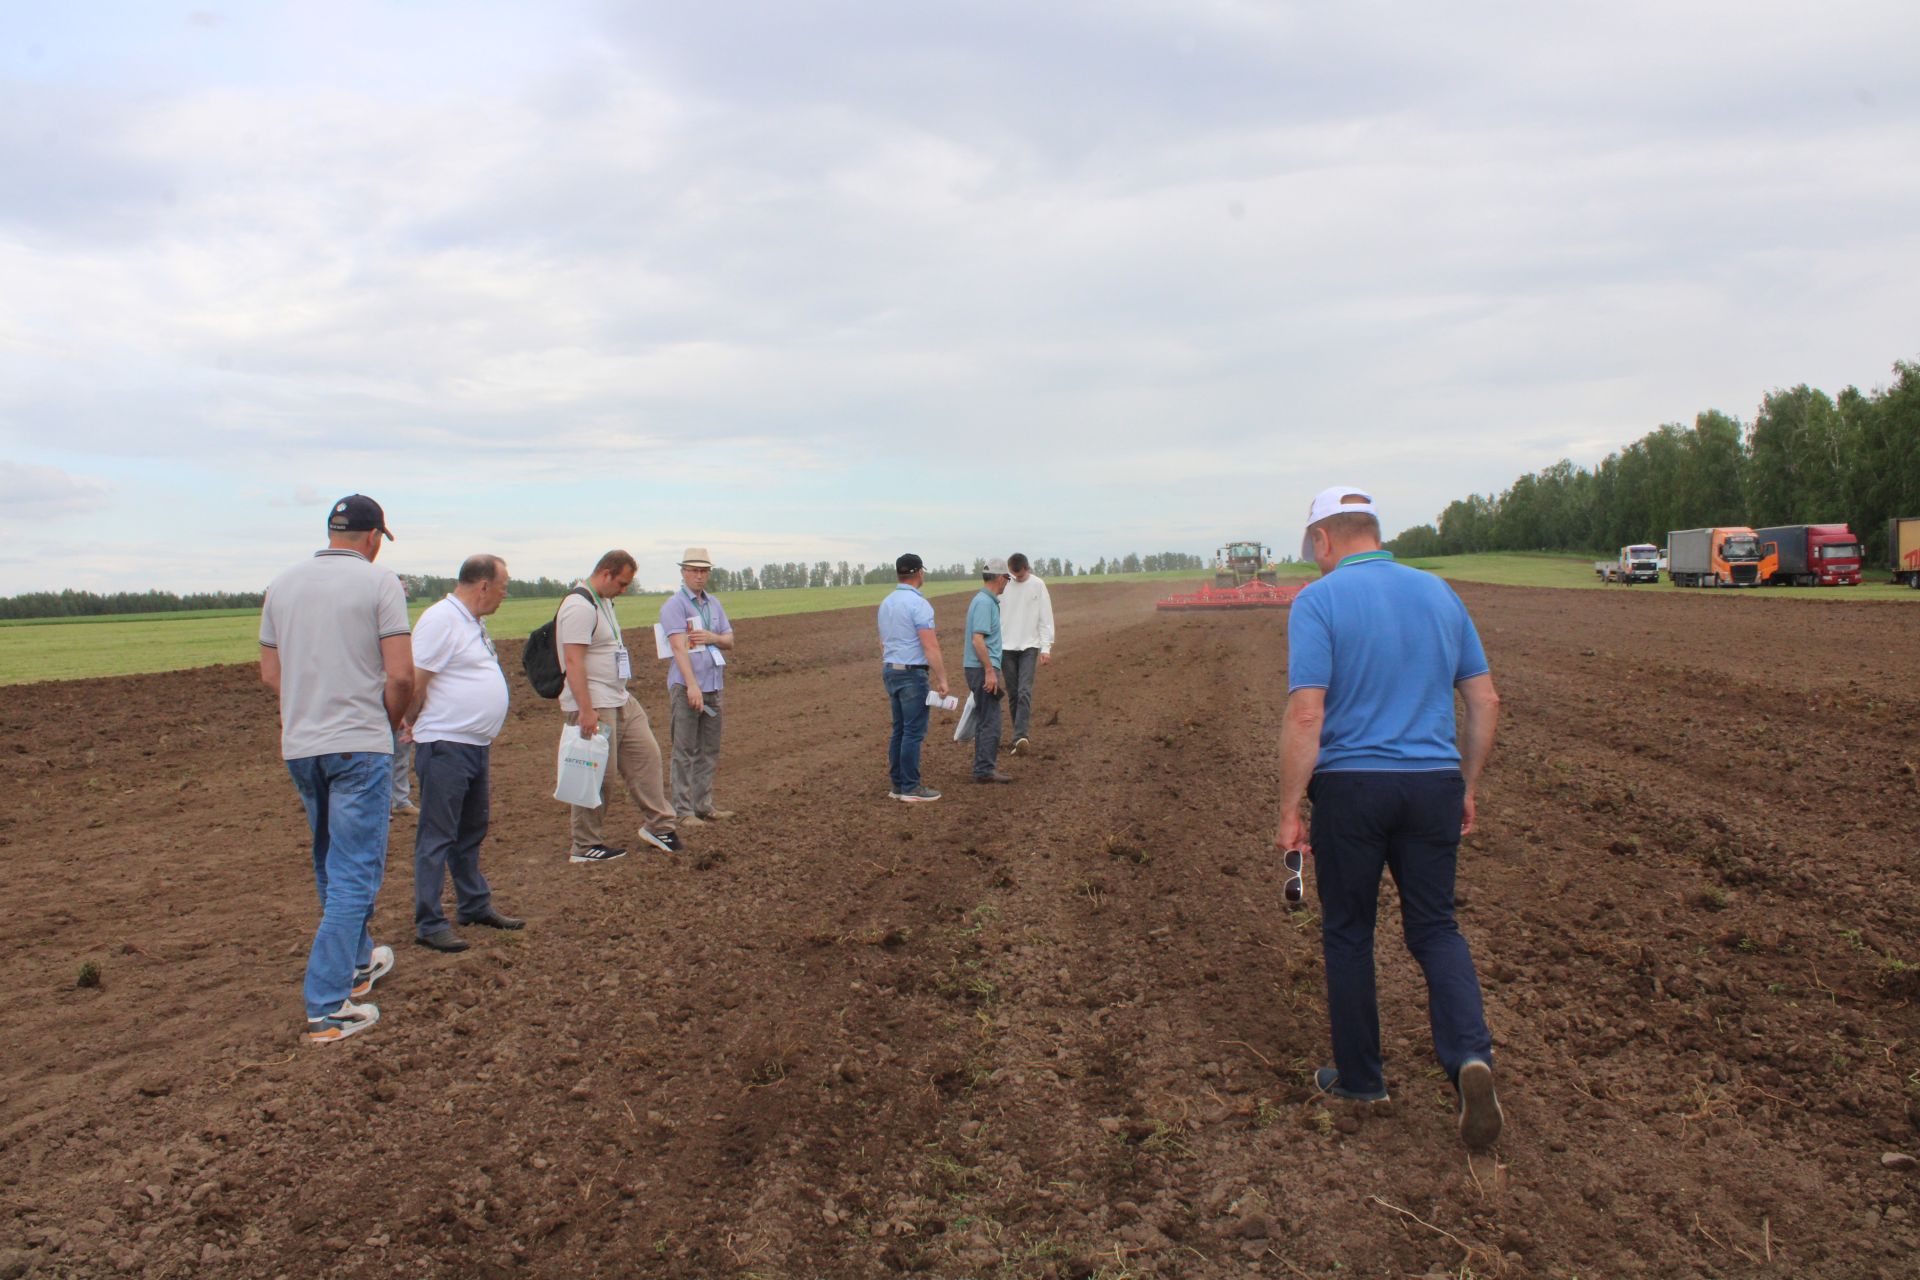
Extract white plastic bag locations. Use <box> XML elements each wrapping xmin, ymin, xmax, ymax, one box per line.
<box><xmin>953</xmin><ymin>692</ymin><xmax>977</xmax><ymax>742</ymax></box>
<box><xmin>554</xmin><ymin>726</ymin><xmax>610</xmax><ymax>806</ymax></box>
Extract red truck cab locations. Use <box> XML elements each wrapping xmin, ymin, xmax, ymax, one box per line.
<box><xmin>1755</xmin><ymin>523</ymin><xmax>1863</xmax><ymax>587</ymax></box>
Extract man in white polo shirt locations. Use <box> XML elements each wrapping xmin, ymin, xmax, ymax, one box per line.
<box><xmin>404</xmin><ymin>554</ymin><xmax>523</xmax><ymax>953</ymax></box>
<box><xmin>259</xmin><ymin>493</ymin><xmax>413</xmax><ymax>1046</ymax></box>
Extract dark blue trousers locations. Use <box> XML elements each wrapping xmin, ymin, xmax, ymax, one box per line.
<box><xmin>964</xmin><ymin>666</ymin><xmax>1003</xmax><ymax>777</ymax></box>
<box><xmin>1309</xmin><ymin>770</ymin><xmax>1493</xmax><ymax>1095</ymax></box>
<box><xmin>413</xmin><ymin>741</ymin><xmax>493</xmax><ymax>938</ymax></box>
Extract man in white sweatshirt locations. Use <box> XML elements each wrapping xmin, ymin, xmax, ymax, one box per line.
<box><xmin>999</xmin><ymin>553</ymin><xmax>1056</xmax><ymax>755</ymax></box>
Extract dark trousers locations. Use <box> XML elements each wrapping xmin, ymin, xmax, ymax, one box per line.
<box><xmin>1002</xmin><ymin>648</ymin><xmax>1040</xmax><ymax>739</ymax></box>
<box><xmin>882</xmin><ymin>666</ymin><xmax>930</xmax><ymax>793</ymax></box>
<box><xmin>964</xmin><ymin>666</ymin><xmax>1003</xmax><ymax>776</ymax></box>
<box><xmin>413</xmin><ymin>741</ymin><xmax>493</xmax><ymax>938</ymax></box>
<box><xmin>1309</xmin><ymin>770</ymin><xmax>1493</xmax><ymax>1095</ymax></box>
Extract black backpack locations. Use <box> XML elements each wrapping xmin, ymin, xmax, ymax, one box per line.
<box><xmin>522</xmin><ymin>586</ymin><xmax>597</xmax><ymax>698</ymax></box>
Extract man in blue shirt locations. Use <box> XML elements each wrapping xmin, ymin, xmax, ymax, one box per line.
<box><xmin>660</xmin><ymin>547</ymin><xmax>736</xmax><ymax>825</ymax></box>
<box><xmin>963</xmin><ymin>558</ymin><xmax>1015</xmax><ymax>783</ymax></box>
<box><xmin>877</xmin><ymin>554</ymin><xmax>951</xmax><ymax>802</ymax></box>
<box><xmin>1275</xmin><ymin>485</ymin><xmax>1505</xmax><ymax>1149</ymax></box>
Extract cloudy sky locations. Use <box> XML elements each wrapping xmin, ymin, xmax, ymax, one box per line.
<box><xmin>3</xmin><ymin>2</ymin><xmax>1916</xmax><ymax>593</ymax></box>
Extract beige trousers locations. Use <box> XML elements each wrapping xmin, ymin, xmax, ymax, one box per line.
<box><xmin>565</xmin><ymin>695</ymin><xmax>676</xmax><ymax>853</ymax></box>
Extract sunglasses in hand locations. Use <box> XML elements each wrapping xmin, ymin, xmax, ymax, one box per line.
<box><xmin>1283</xmin><ymin>848</ymin><xmax>1306</xmax><ymax>905</ymax></box>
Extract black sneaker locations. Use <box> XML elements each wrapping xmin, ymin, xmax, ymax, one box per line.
<box><xmin>637</xmin><ymin>828</ymin><xmax>684</xmax><ymax>854</ymax></box>
<box><xmin>1314</xmin><ymin>1066</ymin><xmax>1389</xmax><ymax>1103</ymax></box>
<box><xmin>570</xmin><ymin>845</ymin><xmax>627</xmax><ymax>864</ymax></box>
<box><xmin>898</xmin><ymin>785</ymin><xmax>942</xmax><ymax>803</ymax></box>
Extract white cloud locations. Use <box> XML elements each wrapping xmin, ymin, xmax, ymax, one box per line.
<box><xmin>0</xmin><ymin>462</ymin><xmax>111</xmax><ymax>522</ymax></box>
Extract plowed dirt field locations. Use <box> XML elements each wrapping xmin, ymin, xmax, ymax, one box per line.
<box><xmin>2</xmin><ymin>579</ymin><xmax>1917</xmax><ymax>1279</ymax></box>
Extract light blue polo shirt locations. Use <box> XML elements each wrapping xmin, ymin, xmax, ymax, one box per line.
<box><xmin>1286</xmin><ymin>551</ymin><xmax>1490</xmax><ymax>772</ymax></box>
<box><xmin>877</xmin><ymin>584</ymin><xmax>935</xmax><ymax>664</ymax></box>
<box><xmin>963</xmin><ymin>587</ymin><xmax>1002</xmax><ymax>669</ymax></box>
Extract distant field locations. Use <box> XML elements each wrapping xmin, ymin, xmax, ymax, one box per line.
<box><xmin>0</xmin><ymin>570</ymin><xmax>1201</xmax><ymax>685</ymax></box>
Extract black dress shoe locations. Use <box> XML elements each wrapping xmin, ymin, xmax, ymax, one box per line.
<box><xmin>457</xmin><ymin>907</ymin><xmax>525</xmax><ymax>930</ymax></box>
<box><xmin>973</xmin><ymin>770</ymin><xmax>1015</xmax><ymax>784</ymax></box>
<box><xmin>415</xmin><ymin>928</ymin><xmax>470</xmax><ymax>953</ymax></box>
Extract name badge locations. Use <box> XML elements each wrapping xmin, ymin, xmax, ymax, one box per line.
<box><xmin>615</xmin><ymin>645</ymin><xmax>633</xmax><ymax>680</ymax></box>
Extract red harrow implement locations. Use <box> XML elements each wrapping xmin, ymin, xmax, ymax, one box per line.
<box><xmin>1155</xmin><ymin>579</ymin><xmax>1303</xmax><ymax>611</ymax></box>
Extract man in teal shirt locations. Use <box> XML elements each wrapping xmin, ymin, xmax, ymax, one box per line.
<box><xmin>964</xmin><ymin>558</ymin><xmax>1014</xmax><ymax>783</ymax></box>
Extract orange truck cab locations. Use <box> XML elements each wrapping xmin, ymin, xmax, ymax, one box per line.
<box><xmin>1667</xmin><ymin>527</ymin><xmax>1766</xmax><ymax>588</ymax></box>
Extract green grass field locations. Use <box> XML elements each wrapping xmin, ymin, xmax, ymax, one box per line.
<box><xmin>0</xmin><ymin>570</ymin><xmax>1200</xmax><ymax>686</ymax></box>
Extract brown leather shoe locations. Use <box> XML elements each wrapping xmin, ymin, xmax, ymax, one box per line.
<box><xmin>973</xmin><ymin>771</ymin><xmax>1015</xmax><ymax>784</ymax></box>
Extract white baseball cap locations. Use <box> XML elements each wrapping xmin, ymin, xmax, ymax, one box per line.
<box><xmin>1301</xmin><ymin>485</ymin><xmax>1380</xmax><ymax>559</ymax></box>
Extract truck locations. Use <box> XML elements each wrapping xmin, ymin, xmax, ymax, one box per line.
<box><xmin>1754</xmin><ymin>524</ymin><xmax>1863</xmax><ymax>587</ymax></box>
<box><xmin>1892</xmin><ymin>517</ymin><xmax>1920</xmax><ymax>588</ymax></box>
<box><xmin>1667</xmin><ymin>527</ymin><xmax>1766</xmax><ymax>587</ymax></box>
<box><xmin>1594</xmin><ymin>543</ymin><xmax>1662</xmax><ymax>583</ymax></box>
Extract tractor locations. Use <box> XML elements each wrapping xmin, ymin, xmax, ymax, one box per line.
<box><xmin>1213</xmin><ymin>540</ymin><xmax>1279</xmax><ymax>588</ymax></box>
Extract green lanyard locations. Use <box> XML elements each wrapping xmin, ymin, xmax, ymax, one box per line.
<box><xmin>681</xmin><ymin>585</ymin><xmax>712</xmax><ymax>632</ymax></box>
<box><xmin>584</xmin><ymin>583</ymin><xmax>618</xmax><ymax>636</ymax></box>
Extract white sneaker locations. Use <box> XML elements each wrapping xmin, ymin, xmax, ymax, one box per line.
<box><xmin>304</xmin><ymin>999</ymin><xmax>380</xmax><ymax>1046</ymax></box>
<box><xmin>351</xmin><ymin>945</ymin><xmax>395</xmax><ymax>998</ymax></box>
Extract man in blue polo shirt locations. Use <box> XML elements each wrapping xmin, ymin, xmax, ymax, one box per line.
<box><xmin>1275</xmin><ymin>485</ymin><xmax>1505</xmax><ymax>1149</ymax></box>
<box><xmin>660</xmin><ymin>547</ymin><xmax>735</xmax><ymax>825</ymax></box>
<box><xmin>963</xmin><ymin>557</ymin><xmax>1015</xmax><ymax>784</ymax></box>
<box><xmin>877</xmin><ymin>553</ymin><xmax>951</xmax><ymax>802</ymax></box>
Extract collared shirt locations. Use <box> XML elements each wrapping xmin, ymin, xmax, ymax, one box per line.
<box><xmin>1000</xmin><ymin>574</ymin><xmax>1055</xmax><ymax>652</ymax></box>
<box><xmin>556</xmin><ymin>584</ymin><xmax>628</xmax><ymax>712</ymax></box>
<box><xmin>964</xmin><ymin>587</ymin><xmax>1002</xmax><ymax>669</ymax></box>
<box><xmin>259</xmin><ymin>548</ymin><xmax>411</xmax><ymax>760</ymax></box>
<box><xmin>877</xmin><ymin>583</ymin><xmax>935</xmax><ymax>664</ymax></box>
<box><xmin>659</xmin><ymin>586</ymin><xmax>732</xmax><ymax>693</ymax></box>
<box><xmin>410</xmin><ymin>594</ymin><xmax>509</xmax><ymax>745</ymax></box>
<box><xmin>1287</xmin><ymin>550</ymin><xmax>1490</xmax><ymax>772</ymax></box>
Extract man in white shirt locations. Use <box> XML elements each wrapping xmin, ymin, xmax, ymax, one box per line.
<box><xmin>404</xmin><ymin>555</ymin><xmax>522</xmax><ymax>952</ymax></box>
<box><xmin>999</xmin><ymin>553</ymin><xmax>1056</xmax><ymax>756</ymax></box>
<box><xmin>559</xmin><ymin>550</ymin><xmax>681</xmax><ymax>863</ymax></box>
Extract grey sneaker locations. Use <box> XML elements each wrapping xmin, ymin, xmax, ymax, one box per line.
<box><xmin>1314</xmin><ymin>1066</ymin><xmax>1389</xmax><ymax>1103</ymax></box>
<box><xmin>1456</xmin><ymin>1060</ymin><xmax>1504</xmax><ymax>1149</ymax></box>
<box><xmin>391</xmin><ymin>800</ymin><xmax>419</xmax><ymax>816</ymax></box>
<box><xmin>898</xmin><ymin>785</ymin><xmax>942</xmax><ymax>803</ymax></box>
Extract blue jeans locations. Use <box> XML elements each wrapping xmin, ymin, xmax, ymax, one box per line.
<box><xmin>882</xmin><ymin>666</ymin><xmax>930</xmax><ymax>793</ymax></box>
<box><xmin>286</xmin><ymin>752</ymin><xmax>393</xmax><ymax>1018</ymax></box>
<box><xmin>1309</xmin><ymin>770</ymin><xmax>1493</xmax><ymax>1095</ymax></box>
<box><xmin>412</xmin><ymin>741</ymin><xmax>493</xmax><ymax>938</ymax></box>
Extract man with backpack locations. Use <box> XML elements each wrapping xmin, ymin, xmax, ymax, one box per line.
<box><xmin>547</xmin><ymin>551</ymin><xmax>681</xmax><ymax>863</ymax></box>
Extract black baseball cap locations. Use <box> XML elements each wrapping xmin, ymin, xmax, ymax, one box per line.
<box><xmin>327</xmin><ymin>494</ymin><xmax>395</xmax><ymax>540</ymax></box>
<box><xmin>895</xmin><ymin>553</ymin><xmax>924</xmax><ymax>574</ymax></box>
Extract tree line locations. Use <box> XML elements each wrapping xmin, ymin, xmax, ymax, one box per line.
<box><xmin>1387</xmin><ymin>358</ymin><xmax>1920</xmax><ymax>566</ymax></box>
<box><xmin>1</xmin><ymin>554</ymin><xmax>1208</xmax><ymax>619</ymax></box>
